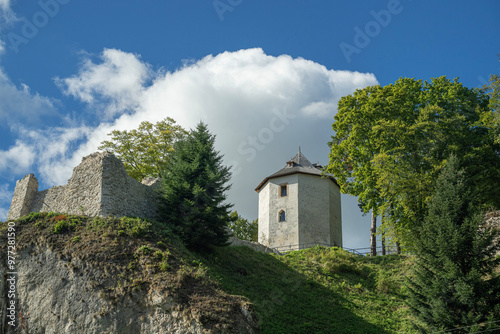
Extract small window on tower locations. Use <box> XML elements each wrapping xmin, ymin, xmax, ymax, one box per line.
<box><xmin>280</xmin><ymin>185</ymin><xmax>287</xmax><ymax>197</ymax></box>
<box><xmin>279</xmin><ymin>210</ymin><xmax>286</xmax><ymax>222</ymax></box>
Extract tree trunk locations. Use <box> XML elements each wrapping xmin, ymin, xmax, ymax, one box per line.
<box><xmin>381</xmin><ymin>233</ymin><xmax>386</xmax><ymax>256</ymax></box>
<box><xmin>396</xmin><ymin>242</ymin><xmax>401</xmax><ymax>255</ymax></box>
<box><xmin>370</xmin><ymin>211</ymin><xmax>377</xmax><ymax>256</ymax></box>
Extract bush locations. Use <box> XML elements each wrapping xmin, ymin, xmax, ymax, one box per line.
<box><xmin>53</xmin><ymin>220</ymin><xmax>69</xmax><ymax>234</ymax></box>
<box><xmin>136</xmin><ymin>245</ymin><xmax>152</xmax><ymax>255</ymax></box>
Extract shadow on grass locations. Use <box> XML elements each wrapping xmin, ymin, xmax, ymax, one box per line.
<box><xmin>202</xmin><ymin>246</ymin><xmax>391</xmax><ymax>334</ymax></box>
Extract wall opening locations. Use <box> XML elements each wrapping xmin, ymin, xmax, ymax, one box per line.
<box><xmin>279</xmin><ymin>210</ymin><xmax>286</xmax><ymax>222</ymax></box>
<box><xmin>280</xmin><ymin>184</ymin><xmax>287</xmax><ymax>197</ymax></box>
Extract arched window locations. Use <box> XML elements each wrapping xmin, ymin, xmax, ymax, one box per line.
<box><xmin>279</xmin><ymin>210</ymin><xmax>286</xmax><ymax>222</ymax></box>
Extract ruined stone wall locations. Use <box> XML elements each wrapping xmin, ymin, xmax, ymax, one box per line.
<box><xmin>29</xmin><ymin>153</ymin><xmax>104</xmax><ymax>217</ymax></box>
<box><xmin>7</xmin><ymin>174</ymin><xmax>39</xmax><ymax>221</ymax></box>
<box><xmin>7</xmin><ymin>152</ymin><xmax>161</xmax><ymax>221</ymax></box>
<box><xmin>99</xmin><ymin>151</ymin><xmax>160</xmax><ymax>219</ymax></box>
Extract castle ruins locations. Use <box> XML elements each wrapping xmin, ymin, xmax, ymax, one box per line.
<box><xmin>7</xmin><ymin>152</ymin><xmax>161</xmax><ymax>221</ymax></box>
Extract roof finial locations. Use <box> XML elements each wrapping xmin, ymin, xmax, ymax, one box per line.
<box><xmin>299</xmin><ymin>146</ymin><xmax>301</xmax><ymax>154</ymax></box>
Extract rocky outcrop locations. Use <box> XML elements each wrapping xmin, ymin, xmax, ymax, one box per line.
<box><xmin>0</xmin><ymin>216</ymin><xmax>260</xmax><ymax>334</ymax></box>
<box><xmin>0</xmin><ymin>244</ymin><xmax>258</xmax><ymax>334</ymax></box>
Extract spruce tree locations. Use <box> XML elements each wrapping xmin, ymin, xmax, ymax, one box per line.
<box><xmin>407</xmin><ymin>155</ymin><xmax>500</xmax><ymax>333</ymax></box>
<box><xmin>159</xmin><ymin>122</ymin><xmax>234</xmax><ymax>250</ymax></box>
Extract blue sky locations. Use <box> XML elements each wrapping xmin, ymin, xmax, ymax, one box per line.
<box><xmin>0</xmin><ymin>0</ymin><xmax>498</xmax><ymax>249</ymax></box>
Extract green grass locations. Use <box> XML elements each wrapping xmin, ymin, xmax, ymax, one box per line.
<box><xmin>199</xmin><ymin>245</ymin><xmax>416</xmax><ymax>334</ymax></box>
<box><xmin>1</xmin><ymin>213</ymin><xmax>416</xmax><ymax>333</ymax></box>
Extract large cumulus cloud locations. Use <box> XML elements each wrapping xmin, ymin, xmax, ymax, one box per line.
<box><xmin>0</xmin><ymin>48</ymin><xmax>378</xmax><ymax>222</ymax></box>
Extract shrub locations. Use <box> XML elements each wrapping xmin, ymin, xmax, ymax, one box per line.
<box><xmin>53</xmin><ymin>220</ymin><xmax>69</xmax><ymax>234</ymax></box>
<box><xmin>137</xmin><ymin>245</ymin><xmax>152</xmax><ymax>255</ymax></box>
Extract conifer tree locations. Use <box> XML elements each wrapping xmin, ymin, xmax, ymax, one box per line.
<box><xmin>159</xmin><ymin>122</ymin><xmax>234</xmax><ymax>250</ymax></box>
<box><xmin>407</xmin><ymin>155</ymin><xmax>500</xmax><ymax>333</ymax></box>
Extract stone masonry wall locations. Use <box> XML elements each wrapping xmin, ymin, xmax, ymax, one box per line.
<box><xmin>100</xmin><ymin>151</ymin><xmax>161</xmax><ymax>218</ymax></box>
<box><xmin>258</xmin><ymin>173</ymin><xmax>342</xmax><ymax>252</ymax></box>
<box><xmin>7</xmin><ymin>152</ymin><xmax>161</xmax><ymax>221</ymax></box>
<box><xmin>259</xmin><ymin>174</ymin><xmax>300</xmax><ymax>250</ymax></box>
<box><xmin>30</xmin><ymin>153</ymin><xmax>104</xmax><ymax>217</ymax></box>
<box><xmin>7</xmin><ymin>174</ymin><xmax>39</xmax><ymax>220</ymax></box>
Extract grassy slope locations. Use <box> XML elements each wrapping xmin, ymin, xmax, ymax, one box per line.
<box><xmin>1</xmin><ymin>213</ymin><xmax>415</xmax><ymax>333</ymax></box>
<box><xmin>201</xmin><ymin>245</ymin><xmax>415</xmax><ymax>334</ymax></box>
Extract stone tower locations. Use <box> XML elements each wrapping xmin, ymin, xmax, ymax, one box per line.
<box><xmin>255</xmin><ymin>149</ymin><xmax>342</xmax><ymax>251</ymax></box>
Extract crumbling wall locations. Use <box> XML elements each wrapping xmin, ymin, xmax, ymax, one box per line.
<box><xmin>99</xmin><ymin>151</ymin><xmax>160</xmax><ymax>219</ymax></box>
<box><xmin>7</xmin><ymin>174</ymin><xmax>39</xmax><ymax>221</ymax></box>
<box><xmin>7</xmin><ymin>152</ymin><xmax>161</xmax><ymax>220</ymax></box>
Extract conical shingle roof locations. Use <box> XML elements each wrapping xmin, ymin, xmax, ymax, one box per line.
<box><xmin>255</xmin><ymin>149</ymin><xmax>338</xmax><ymax>192</ymax></box>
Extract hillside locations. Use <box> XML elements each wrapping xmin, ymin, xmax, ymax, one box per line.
<box><xmin>204</xmin><ymin>244</ymin><xmax>415</xmax><ymax>333</ymax></box>
<box><xmin>1</xmin><ymin>214</ymin><xmax>415</xmax><ymax>333</ymax></box>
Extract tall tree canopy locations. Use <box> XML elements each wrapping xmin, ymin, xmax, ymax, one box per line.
<box><xmin>327</xmin><ymin>76</ymin><xmax>500</xmax><ymax>246</ymax></box>
<box><xmin>482</xmin><ymin>59</ymin><xmax>500</xmax><ymax>144</ymax></box>
<box><xmin>406</xmin><ymin>156</ymin><xmax>500</xmax><ymax>333</ymax></box>
<box><xmin>98</xmin><ymin>117</ymin><xmax>186</xmax><ymax>181</ymax></box>
<box><xmin>159</xmin><ymin>122</ymin><xmax>234</xmax><ymax>250</ymax></box>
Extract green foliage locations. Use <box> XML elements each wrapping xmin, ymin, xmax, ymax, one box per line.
<box><xmin>136</xmin><ymin>245</ymin><xmax>153</xmax><ymax>255</ymax></box>
<box><xmin>482</xmin><ymin>58</ymin><xmax>500</xmax><ymax>144</ymax></box>
<box><xmin>53</xmin><ymin>220</ymin><xmax>69</xmax><ymax>234</ymax></box>
<box><xmin>116</xmin><ymin>217</ymin><xmax>154</xmax><ymax>238</ymax></box>
<box><xmin>3</xmin><ymin>213</ymin><xmax>421</xmax><ymax>333</ymax></box>
<box><xmin>327</xmin><ymin>76</ymin><xmax>500</xmax><ymax>246</ymax></box>
<box><xmin>159</xmin><ymin>122</ymin><xmax>234</xmax><ymax>251</ymax></box>
<box><xmin>228</xmin><ymin>211</ymin><xmax>258</xmax><ymax>242</ymax></box>
<box><xmin>159</xmin><ymin>261</ymin><xmax>169</xmax><ymax>271</ymax></box>
<box><xmin>202</xmin><ymin>245</ymin><xmax>414</xmax><ymax>333</ymax></box>
<box><xmin>98</xmin><ymin>117</ymin><xmax>187</xmax><ymax>181</ymax></box>
<box><xmin>153</xmin><ymin>249</ymin><xmax>171</xmax><ymax>271</ymax></box>
<box><xmin>128</xmin><ymin>262</ymin><xmax>136</xmax><ymax>270</ymax></box>
<box><xmin>406</xmin><ymin>156</ymin><xmax>500</xmax><ymax>333</ymax></box>
<box><xmin>17</xmin><ymin>212</ymin><xmax>47</xmax><ymax>224</ymax></box>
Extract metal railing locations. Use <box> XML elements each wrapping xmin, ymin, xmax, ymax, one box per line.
<box><xmin>271</xmin><ymin>243</ymin><xmax>407</xmax><ymax>256</ymax></box>
<box><xmin>272</xmin><ymin>243</ymin><xmax>334</xmax><ymax>253</ymax></box>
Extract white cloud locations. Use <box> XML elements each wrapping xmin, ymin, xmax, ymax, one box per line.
<box><xmin>0</xmin><ymin>183</ymin><xmax>11</xmax><ymax>202</ymax></box>
<box><xmin>0</xmin><ymin>183</ymin><xmax>12</xmax><ymax>221</ymax></box>
<box><xmin>1</xmin><ymin>48</ymin><xmax>378</xmax><ymax>222</ymax></box>
<box><xmin>0</xmin><ymin>68</ymin><xmax>57</xmax><ymax>125</ymax></box>
<box><xmin>0</xmin><ymin>141</ymin><xmax>35</xmax><ymax>173</ymax></box>
<box><xmin>0</xmin><ymin>0</ymin><xmax>10</xmax><ymax>11</ymax></box>
<box><xmin>0</xmin><ymin>207</ymin><xmax>7</xmax><ymax>221</ymax></box>
<box><xmin>0</xmin><ymin>0</ymin><xmax>16</xmax><ymax>26</ymax></box>
<box><xmin>55</xmin><ymin>49</ymin><xmax>153</xmax><ymax>119</ymax></box>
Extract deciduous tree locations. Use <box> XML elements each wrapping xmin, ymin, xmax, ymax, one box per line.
<box><xmin>327</xmin><ymin>76</ymin><xmax>500</xmax><ymax>246</ymax></box>
<box><xmin>98</xmin><ymin>117</ymin><xmax>186</xmax><ymax>181</ymax></box>
<box><xmin>228</xmin><ymin>211</ymin><xmax>258</xmax><ymax>242</ymax></box>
